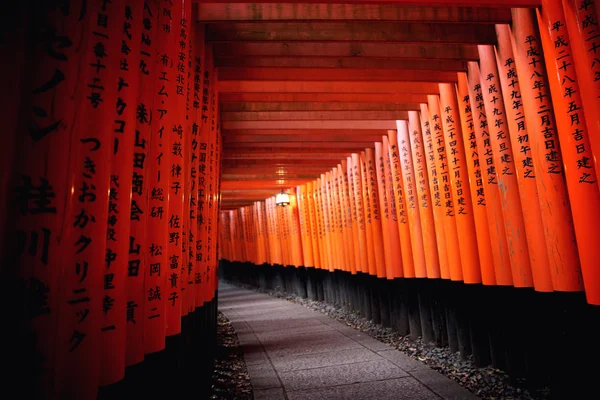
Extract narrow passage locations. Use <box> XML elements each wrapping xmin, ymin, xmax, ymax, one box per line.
<box><xmin>219</xmin><ymin>283</ymin><xmax>479</xmax><ymax>400</ymax></box>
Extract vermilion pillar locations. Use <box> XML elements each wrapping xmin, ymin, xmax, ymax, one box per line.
<box><xmin>365</xmin><ymin>148</ymin><xmax>387</xmax><ymax>278</ymax></box>
<box><xmin>306</xmin><ymin>182</ymin><xmax>322</xmax><ymax>269</ymax></box>
<box><xmin>351</xmin><ymin>154</ymin><xmax>369</xmax><ymax>273</ymax></box>
<box><xmin>100</xmin><ymin>0</ymin><xmax>143</xmax><ymax>385</ymax></box>
<box><xmin>419</xmin><ymin>106</ymin><xmax>449</xmax><ymax>279</ymax></box>
<box><xmin>427</xmin><ymin>96</ymin><xmax>463</xmax><ymax>282</ymax></box>
<box><xmin>476</xmin><ymin>48</ymin><xmax>534</xmax><ymax>288</ymax></box>
<box><xmin>53</xmin><ymin>1</ymin><xmax>124</xmax><ymax>396</ymax></box>
<box><xmin>455</xmin><ymin>73</ymin><xmax>497</xmax><ymax>286</ymax></box>
<box><xmin>9</xmin><ymin>1</ymin><xmax>93</xmax><ymax>397</ymax></box>
<box><xmin>494</xmin><ymin>27</ymin><xmax>554</xmax><ymax>292</ymax></box>
<box><xmin>126</xmin><ymin>0</ymin><xmax>160</xmax><ymax>367</ymax></box>
<box><xmin>439</xmin><ymin>84</ymin><xmax>482</xmax><ymax>284</ymax></box>
<box><xmin>396</xmin><ymin>124</ymin><xmax>427</xmax><ymax>279</ymax></box>
<box><xmin>562</xmin><ymin>0</ymin><xmax>600</xmax><ymax>188</ymax></box>
<box><xmin>538</xmin><ymin>0</ymin><xmax>600</xmax><ymax>304</ymax></box>
<box><xmin>466</xmin><ymin>64</ymin><xmax>513</xmax><ymax>286</ymax></box>
<box><xmin>375</xmin><ymin>142</ymin><xmax>402</xmax><ymax>279</ymax></box>
<box><xmin>409</xmin><ymin>112</ymin><xmax>441</xmax><ymax>279</ymax></box>
<box><xmin>382</xmin><ymin>136</ymin><xmax>405</xmax><ymax>278</ymax></box>
<box><xmin>387</xmin><ymin>131</ymin><xmax>415</xmax><ymax>278</ymax></box>
<box><xmin>360</xmin><ymin>154</ymin><xmax>376</xmax><ymax>275</ymax></box>
<box><xmin>341</xmin><ymin>160</ymin><xmax>358</xmax><ymax>274</ymax></box>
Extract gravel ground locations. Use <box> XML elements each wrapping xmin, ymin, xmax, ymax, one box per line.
<box><xmin>230</xmin><ymin>282</ymin><xmax>551</xmax><ymax>400</ymax></box>
<box><xmin>211</xmin><ymin>312</ymin><xmax>253</xmax><ymax>400</ymax></box>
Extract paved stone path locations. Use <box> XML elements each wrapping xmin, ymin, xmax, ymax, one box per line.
<box><xmin>219</xmin><ymin>283</ymin><xmax>480</xmax><ymax>400</ymax></box>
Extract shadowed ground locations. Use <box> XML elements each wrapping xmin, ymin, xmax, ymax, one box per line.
<box><xmin>219</xmin><ymin>282</ymin><xmax>480</xmax><ymax>400</ymax></box>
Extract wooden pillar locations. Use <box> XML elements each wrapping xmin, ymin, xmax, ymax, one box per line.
<box><xmin>455</xmin><ymin>73</ymin><xmax>497</xmax><ymax>286</ymax></box>
<box><xmin>537</xmin><ymin>0</ymin><xmax>600</xmax><ymax>304</ymax></box>
<box><xmin>476</xmin><ymin>47</ymin><xmax>534</xmax><ymax>288</ymax></box>
<box><xmin>466</xmin><ymin>63</ymin><xmax>513</xmax><ymax>286</ymax></box>
<box><xmin>439</xmin><ymin>84</ymin><xmax>482</xmax><ymax>284</ymax></box>
<box><xmin>408</xmin><ymin>112</ymin><xmax>442</xmax><ymax>279</ymax></box>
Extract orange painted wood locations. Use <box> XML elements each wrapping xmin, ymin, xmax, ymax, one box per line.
<box><xmin>407</xmin><ymin>113</ymin><xmax>441</xmax><ymax>279</ymax></box>
<box><xmin>426</xmin><ymin>96</ymin><xmax>463</xmax><ymax>281</ymax></box>
<box><xmin>289</xmin><ymin>193</ymin><xmax>305</xmax><ymax>267</ymax></box>
<box><xmin>224</xmin><ymin>142</ymin><xmax>384</xmax><ymax>150</ymax></box>
<box><xmin>510</xmin><ymin>8</ymin><xmax>582</xmax><ymax>291</ymax></box>
<box><xmin>219</xmin><ymin>67</ymin><xmax>459</xmax><ymax>82</ymax></box>
<box><xmin>207</xmin><ymin>22</ymin><xmax>497</xmax><ymax>43</ymax></box>
<box><xmin>351</xmin><ymin>154</ymin><xmax>369</xmax><ymax>273</ymax></box>
<box><xmin>222</xmin><ymin>110</ymin><xmax>410</xmax><ymax>121</ymax></box>
<box><xmin>397</xmin><ymin>122</ymin><xmax>429</xmax><ymax>278</ymax></box>
<box><xmin>220</xmin><ymin>92</ymin><xmax>430</xmax><ymax>103</ymax></box>
<box><xmin>214</xmin><ymin>42</ymin><xmax>479</xmax><ymax>59</ymax></box>
<box><xmin>221</xmin><ymin>103</ymin><xmax>421</xmax><ymax>112</ymax></box>
<box><xmin>223</xmin><ymin>120</ymin><xmax>400</xmax><ymax>130</ymax></box>
<box><xmin>563</xmin><ymin>0</ymin><xmax>600</xmax><ymax>191</ymax></box>
<box><xmin>387</xmin><ymin>130</ymin><xmax>417</xmax><ymax>278</ymax></box>
<box><xmin>340</xmin><ymin>160</ymin><xmax>358</xmax><ymax>274</ymax></box>
<box><xmin>538</xmin><ymin>0</ymin><xmax>600</xmax><ymax>304</ymax></box>
<box><xmin>124</xmin><ymin>0</ymin><xmax>159</xmax><ymax>367</ymax></box>
<box><xmin>380</xmin><ymin>137</ymin><xmax>406</xmax><ymax>278</ymax></box>
<box><xmin>419</xmin><ymin>105</ymin><xmax>450</xmax><ymax>279</ymax></box>
<box><xmin>360</xmin><ymin>153</ymin><xmax>377</xmax><ymax>275</ymax></box>
<box><xmin>365</xmin><ymin>148</ymin><xmax>388</xmax><ymax>278</ymax></box>
<box><xmin>465</xmin><ymin>63</ymin><xmax>513</xmax><ymax>286</ymax></box>
<box><xmin>455</xmin><ymin>73</ymin><xmax>497</xmax><ymax>286</ymax></box>
<box><xmin>439</xmin><ymin>83</ymin><xmax>482</xmax><ymax>284</ymax></box>
<box><xmin>52</xmin><ymin>1</ymin><xmax>138</xmax><ymax>394</ymax></box>
<box><xmin>215</xmin><ymin>57</ymin><xmax>469</xmax><ymax>71</ymax></box>
<box><xmin>224</xmin><ymin>128</ymin><xmax>391</xmax><ymax>136</ymax></box>
<box><xmin>327</xmin><ymin>170</ymin><xmax>342</xmax><ymax>271</ymax></box>
<box><xmin>99</xmin><ymin>0</ymin><xmax>143</xmax><ymax>382</ymax></box>
<box><xmin>223</xmin><ymin>134</ymin><xmax>386</xmax><ymax>143</ymax></box>
<box><xmin>476</xmin><ymin>48</ymin><xmax>534</xmax><ymax>287</ymax></box>
<box><xmin>223</xmin><ymin>150</ymin><xmax>351</xmax><ymax>160</ymax></box>
<box><xmin>494</xmin><ymin>26</ymin><xmax>554</xmax><ymax>292</ymax></box>
<box><xmin>376</xmin><ymin>142</ymin><xmax>400</xmax><ymax>279</ymax></box>
<box><xmin>334</xmin><ymin>165</ymin><xmax>350</xmax><ymax>272</ymax></box>
<box><xmin>219</xmin><ymin>80</ymin><xmax>443</xmax><ymax>94</ymax></box>
<box><xmin>306</xmin><ymin>182</ymin><xmax>321</xmax><ymax>269</ymax></box>
<box><xmin>314</xmin><ymin>179</ymin><xmax>328</xmax><ymax>269</ymax></box>
<box><xmin>197</xmin><ymin>3</ymin><xmax>512</xmax><ymax>23</ymax></box>
<box><xmin>322</xmin><ymin>174</ymin><xmax>336</xmax><ymax>271</ymax></box>
<box><xmin>196</xmin><ymin>0</ymin><xmax>541</xmax><ymax>6</ymax></box>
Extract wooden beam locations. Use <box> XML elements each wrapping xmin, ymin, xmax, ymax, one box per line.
<box><xmin>213</xmin><ymin>42</ymin><xmax>479</xmax><ymax>60</ymax></box>
<box><xmin>223</xmin><ymin>166</ymin><xmax>334</xmax><ymax>173</ymax></box>
<box><xmin>221</xmin><ymin>110</ymin><xmax>409</xmax><ymax>121</ymax></box>
<box><xmin>223</xmin><ymin>159</ymin><xmax>342</xmax><ymax>166</ymax></box>
<box><xmin>222</xmin><ymin>120</ymin><xmax>399</xmax><ymax>130</ymax></box>
<box><xmin>197</xmin><ymin>4</ymin><xmax>512</xmax><ymax>23</ymax></box>
<box><xmin>218</xmin><ymin>81</ymin><xmax>440</xmax><ymax>94</ymax></box>
<box><xmin>223</xmin><ymin>149</ymin><xmax>354</xmax><ymax>159</ymax></box>
<box><xmin>225</xmin><ymin>142</ymin><xmax>378</xmax><ymax>149</ymax></box>
<box><xmin>218</xmin><ymin>67</ymin><xmax>458</xmax><ymax>82</ymax></box>
<box><xmin>220</xmin><ymin>102</ymin><xmax>418</xmax><ymax>112</ymax></box>
<box><xmin>223</xmin><ymin>128</ymin><xmax>390</xmax><ymax>135</ymax></box>
<box><xmin>223</xmin><ymin>174</ymin><xmax>321</xmax><ymax>180</ymax></box>
<box><xmin>194</xmin><ymin>1</ymin><xmax>540</xmax><ymax>7</ymax></box>
<box><xmin>207</xmin><ymin>22</ymin><xmax>497</xmax><ymax>44</ymax></box>
<box><xmin>223</xmin><ymin>134</ymin><xmax>385</xmax><ymax>142</ymax></box>
<box><xmin>215</xmin><ymin>57</ymin><xmax>468</xmax><ymax>71</ymax></box>
<box><xmin>219</xmin><ymin>93</ymin><xmax>429</xmax><ymax>103</ymax></box>
<box><xmin>221</xmin><ymin>180</ymin><xmax>316</xmax><ymax>190</ymax></box>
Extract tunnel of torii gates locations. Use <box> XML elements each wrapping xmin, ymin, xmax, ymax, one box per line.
<box><xmin>3</xmin><ymin>0</ymin><xmax>600</xmax><ymax>398</ymax></box>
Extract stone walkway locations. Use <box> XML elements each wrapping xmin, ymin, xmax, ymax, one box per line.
<box><xmin>219</xmin><ymin>283</ymin><xmax>480</xmax><ymax>400</ymax></box>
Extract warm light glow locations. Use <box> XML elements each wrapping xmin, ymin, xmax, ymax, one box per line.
<box><xmin>275</xmin><ymin>191</ymin><xmax>290</xmax><ymax>207</ymax></box>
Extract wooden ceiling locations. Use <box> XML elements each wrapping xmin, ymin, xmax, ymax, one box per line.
<box><xmin>195</xmin><ymin>1</ymin><xmax>541</xmax><ymax>209</ymax></box>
